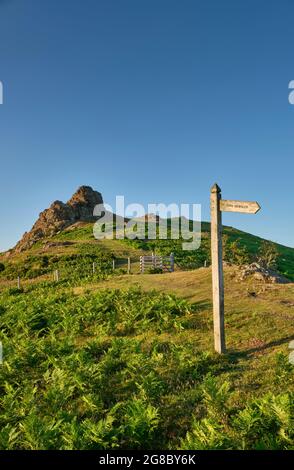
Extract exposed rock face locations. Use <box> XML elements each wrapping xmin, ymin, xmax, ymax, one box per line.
<box><xmin>14</xmin><ymin>186</ymin><xmax>103</xmax><ymax>252</ymax></box>
<box><xmin>67</xmin><ymin>186</ymin><xmax>103</xmax><ymax>220</ymax></box>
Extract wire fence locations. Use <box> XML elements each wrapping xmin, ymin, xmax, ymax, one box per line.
<box><xmin>0</xmin><ymin>253</ymin><xmax>209</xmax><ymax>291</ymax></box>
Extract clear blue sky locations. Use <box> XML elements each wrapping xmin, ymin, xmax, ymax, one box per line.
<box><xmin>0</xmin><ymin>0</ymin><xmax>293</xmax><ymax>251</ymax></box>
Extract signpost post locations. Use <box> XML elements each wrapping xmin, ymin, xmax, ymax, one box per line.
<box><xmin>210</xmin><ymin>184</ymin><xmax>261</xmax><ymax>354</ymax></box>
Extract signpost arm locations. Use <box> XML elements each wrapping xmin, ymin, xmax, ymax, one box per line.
<box><xmin>210</xmin><ymin>184</ymin><xmax>226</xmax><ymax>354</ymax></box>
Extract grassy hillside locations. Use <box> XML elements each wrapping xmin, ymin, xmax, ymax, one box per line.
<box><xmin>0</xmin><ymin>220</ymin><xmax>293</xmax><ymax>449</ymax></box>
<box><xmin>1</xmin><ymin>219</ymin><xmax>294</xmax><ymax>284</ymax></box>
<box><xmin>0</xmin><ymin>268</ymin><xmax>293</xmax><ymax>449</ymax></box>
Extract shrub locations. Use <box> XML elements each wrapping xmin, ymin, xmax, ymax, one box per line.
<box><xmin>181</xmin><ymin>377</ymin><xmax>294</xmax><ymax>450</ymax></box>
<box><xmin>223</xmin><ymin>236</ymin><xmax>251</xmax><ymax>266</ymax></box>
<box><xmin>148</xmin><ymin>267</ymin><xmax>163</xmax><ymax>274</ymax></box>
<box><xmin>257</xmin><ymin>241</ymin><xmax>279</xmax><ymax>269</ymax></box>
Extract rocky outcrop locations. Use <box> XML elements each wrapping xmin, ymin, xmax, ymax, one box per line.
<box><xmin>14</xmin><ymin>186</ymin><xmax>103</xmax><ymax>252</ymax></box>
<box><xmin>67</xmin><ymin>186</ymin><xmax>103</xmax><ymax>220</ymax></box>
<box><xmin>239</xmin><ymin>262</ymin><xmax>290</xmax><ymax>284</ymax></box>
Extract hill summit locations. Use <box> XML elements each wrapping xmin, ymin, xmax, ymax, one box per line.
<box><xmin>14</xmin><ymin>186</ymin><xmax>103</xmax><ymax>252</ymax></box>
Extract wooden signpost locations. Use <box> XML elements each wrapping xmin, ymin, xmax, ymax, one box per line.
<box><xmin>210</xmin><ymin>184</ymin><xmax>261</xmax><ymax>354</ymax></box>
<box><xmin>220</xmin><ymin>200</ymin><xmax>260</xmax><ymax>214</ymax></box>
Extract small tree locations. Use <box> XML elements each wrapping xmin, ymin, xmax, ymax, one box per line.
<box><xmin>0</xmin><ymin>262</ymin><xmax>5</xmax><ymax>273</ymax></box>
<box><xmin>257</xmin><ymin>241</ymin><xmax>279</xmax><ymax>269</ymax></box>
<box><xmin>223</xmin><ymin>236</ymin><xmax>251</xmax><ymax>266</ymax></box>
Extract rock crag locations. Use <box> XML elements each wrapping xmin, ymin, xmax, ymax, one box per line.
<box><xmin>14</xmin><ymin>186</ymin><xmax>103</xmax><ymax>252</ymax></box>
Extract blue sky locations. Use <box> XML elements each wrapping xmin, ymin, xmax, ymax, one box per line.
<box><xmin>0</xmin><ymin>0</ymin><xmax>293</xmax><ymax>251</ymax></box>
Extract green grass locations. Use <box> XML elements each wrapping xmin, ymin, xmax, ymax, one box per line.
<box><xmin>0</xmin><ymin>220</ymin><xmax>293</xmax><ymax>449</ymax></box>
<box><xmin>1</xmin><ymin>219</ymin><xmax>294</xmax><ymax>282</ymax></box>
<box><xmin>0</xmin><ymin>268</ymin><xmax>293</xmax><ymax>450</ymax></box>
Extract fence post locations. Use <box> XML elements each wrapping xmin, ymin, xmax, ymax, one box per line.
<box><xmin>112</xmin><ymin>259</ymin><xmax>115</xmax><ymax>271</ymax></box>
<box><xmin>92</xmin><ymin>262</ymin><xmax>96</xmax><ymax>274</ymax></box>
<box><xmin>140</xmin><ymin>256</ymin><xmax>144</xmax><ymax>273</ymax></box>
<box><xmin>170</xmin><ymin>252</ymin><xmax>174</xmax><ymax>272</ymax></box>
<box><xmin>204</xmin><ymin>260</ymin><xmax>207</xmax><ymax>268</ymax></box>
<box><xmin>152</xmin><ymin>252</ymin><xmax>155</xmax><ymax>268</ymax></box>
<box><xmin>17</xmin><ymin>276</ymin><xmax>21</xmax><ymax>289</ymax></box>
<box><xmin>127</xmin><ymin>257</ymin><xmax>131</xmax><ymax>274</ymax></box>
<box><xmin>56</xmin><ymin>270</ymin><xmax>59</xmax><ymax>282</ymax></box>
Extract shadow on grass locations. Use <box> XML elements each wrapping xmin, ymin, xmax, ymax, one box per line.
<box><xmin>228</xmin><ymin>334</ymin><xmax>294</xmax><ymax>360</ymax></box>
<box><xmin>179</xmin><ymin>300</ymin><xmax>212</xmax><ymax>331</ymax></box>
<box><xmin>189</xmin><ymin>300</ymin><xmax>212</xmax><ymax>312</ymax></box>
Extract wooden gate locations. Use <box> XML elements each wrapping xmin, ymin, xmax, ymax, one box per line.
<box><xmin>139</xmin><ymin>253</ymin><xmax>174</xmax><ymax>273</ymax></box>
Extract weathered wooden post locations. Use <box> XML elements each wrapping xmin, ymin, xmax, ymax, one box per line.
<box><xmin>127</xmin><ymin>257</ymin><xmax>131</xmax><ymax>274</ymax></box>
<box><xmin>92</xmin><ymin>262</ymin><xmax>96</xmax><ymax>274</ymax></box>
<box><xmin>17</xmin><ymin>276</ymin><xmax>21</xmax><ymax>289</ymax></box>
<box><xmin>210</xmin><ymin>184</ymin><xmax>225</xmax><ymax>354</ymax></box>
<box><xmin>210</xmin><ymin>183</ymin><xmax>261</xmax><ymax>354</ymax></box>
<box><xmin>55</xmin><ymin>270</ymin><xmax>59</xmax><ymax>282</ymax></box>
<box><xmin>112</xmin><ymin>259</ymin><xmax>115</xmax><ymax>271</ymax></box>
<box><xmin>170</xmin><ymin>252</ymin><xmax>174</xmax><ymax>272</ymax></box>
